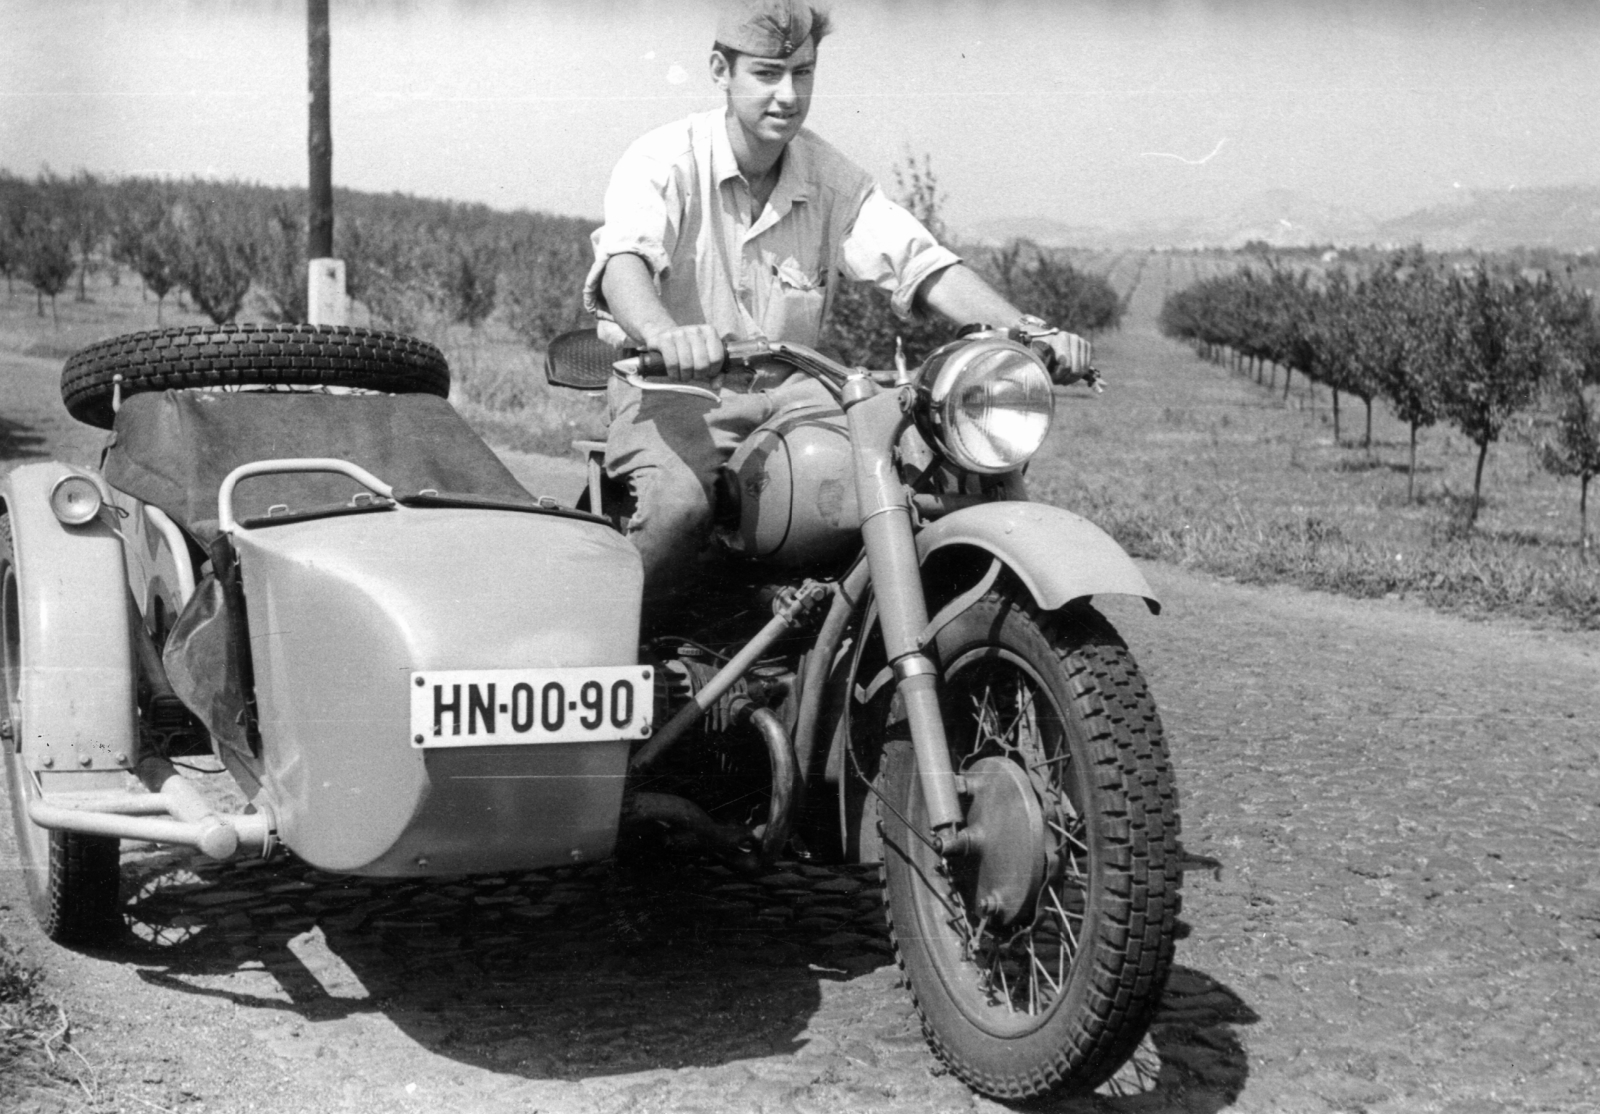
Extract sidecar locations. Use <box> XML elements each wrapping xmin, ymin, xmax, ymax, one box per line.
<box><xmin>1</xmin><ymin>325</ymin><xmax>647</xmax><ymax>944</ymax></box>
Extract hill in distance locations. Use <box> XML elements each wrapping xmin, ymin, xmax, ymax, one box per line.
<box><xmin>966</xmin><ymin>185</ymin><xmax>1600</xmax><ymax>253</ymax></box>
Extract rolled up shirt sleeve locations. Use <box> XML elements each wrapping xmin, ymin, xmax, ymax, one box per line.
<box><xmin>839</xmin><ymin>186</ymin><xmax>962</xmax><ymax>320</ymax></box>
<box><xmin>583</xmin><ymin>146</ymin><xmax>680</xmax><ymax>319</ymax></box>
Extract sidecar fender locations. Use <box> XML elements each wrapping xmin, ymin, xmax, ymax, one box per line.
<box><xmin>916</xmin><ymin>501</ymin><xmax>1160</xmax><ymax>614</ymax></box>
<box><xmin>1</xmin><ymin>463</ymin><xmax>138</xmax><ymax>776</ymax></box>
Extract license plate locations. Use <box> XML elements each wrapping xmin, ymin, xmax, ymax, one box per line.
<box><xmin>410</xmin><ymin>666</ymin><xmax>654</xmax><ymax>747</ymax></box>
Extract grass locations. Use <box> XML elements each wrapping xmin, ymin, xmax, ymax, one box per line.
<box><xmin>1029</xmin><ymin>250</ymin><xmax>1600</xmax><ymax>628</ymax></box>
<box><xmin>0</xmin><ymin>936</ymin><xmax>78</xmax><ymax>1111</ymax></box>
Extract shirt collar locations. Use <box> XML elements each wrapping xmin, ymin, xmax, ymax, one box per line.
<box><xmin>712</xmin><ymin>109</ymin><xmax>812</xmax><ymax>210</ymax></box>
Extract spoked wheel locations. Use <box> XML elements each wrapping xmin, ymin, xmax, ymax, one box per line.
<box><xmin>1</xmin><ymin>516</ymin><xmax>123</xmax><ymax>945</ymax></box>
<box><xmin>877</xmin><ymin>593</ymin><xmax>1180</xmax><ymax>1100</ymax></box>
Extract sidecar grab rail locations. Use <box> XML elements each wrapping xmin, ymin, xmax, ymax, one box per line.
<box><xmin>217</xmin><ymin>458</ymin><xmax>395</xmax><ymax>534</ymax></box>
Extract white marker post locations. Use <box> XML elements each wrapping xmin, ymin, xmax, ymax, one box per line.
<box><xmin>307</xmin><ymin>258</ymin><xmax>347</xmax><ymax>326</ymax></box>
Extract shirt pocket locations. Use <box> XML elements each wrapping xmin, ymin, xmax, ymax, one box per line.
<box><xmin>760</xmin><ymin>254</ymin><xmax>827</xmax><ymax>345</ymax></box>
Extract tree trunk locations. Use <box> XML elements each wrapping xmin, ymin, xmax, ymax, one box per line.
<box><xmin>156</xmin><ymin>291</ymin><xmax>164</xmax><ymax>326</ymax></box>
<box><xmin>1468</xmin><ymin>439</ymin><xmax>1490</xmax><ymax>528</ymax></box>
<box><xmin>1408</xmin><ymin>421</ymin><xmax>1418</xmax><ymax>502</ymax></box>
<box><xmin>1332</xmin><ymin>389</ymin><xmax>1341</xmax><ymax>443</ymax></box>
<box><xmin>1282</xmin><ymin>367</ymin><xmax>1292</xmax><ymax>400</ymax></box>
<box><xmin>1582</xmin><ymin>473</ymin><xmax>1591</xmax><ymax>561</ymax></box>
<box><xmin>76</xmin><ymin>263</ymin><xmax>88</xmax><ymax>302</ymax></box>
<box><xmin>1363</xmin><ymin>396</ymin><xmax>1373</xmax><ymax>451</ymax></box>
<box><xmin>36</xmin><ymin>289</ymin><xmax>43</xmax><ymax>316</ymax></box>
<box><xmin>49</xmin><ymin>294</ymin><xmax>58</xmax><ymax>330</ymax></box>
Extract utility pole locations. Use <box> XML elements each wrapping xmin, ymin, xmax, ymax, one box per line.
<box><xmin>306</xmin><ymin>0</ymin><xmax>346</xmax><ymax>325</ymax></box>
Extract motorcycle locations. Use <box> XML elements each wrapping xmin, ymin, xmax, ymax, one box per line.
<box><xmin>546</xmin><ymin>324</ymin><xmax>1182</xmax><ymax>1099</ymax></box>
<box><xmin>2</xmin><ymin>320</ymin><xmax>1179</xmax><ymax>1102</ymax></box>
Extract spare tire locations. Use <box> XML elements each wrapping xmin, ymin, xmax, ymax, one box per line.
<box><xmin>62</xmin><ymin>324</ymin><xmax>452</xmax><ymax>429</ymax></box>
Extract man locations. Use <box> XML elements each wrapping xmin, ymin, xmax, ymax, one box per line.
<box><xmin>584</xmin><ymin>0</ymin><xmax>1091</xmax><ymax>600</ymax></box>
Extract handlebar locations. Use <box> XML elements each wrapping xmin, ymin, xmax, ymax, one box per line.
<box><xmin>613</xmin><ymin>329</ymin><xmax>1102</xmax><ymax>394</ymax></box>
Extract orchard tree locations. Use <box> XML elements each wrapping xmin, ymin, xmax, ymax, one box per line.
<box><xmin>255</xmin><ymin>199</ymin><xmax>307</xmax><ymax>323</ymax></box>
<box><xmin>21</xmin><ymin>202</ymin><xmax>74</xmax><ymax>327</ymax></box>
<box><xmin>504</xmin><ymin>233</ymin><xmax>589</xmax><ymax>349</ymax></box>
<box><xmin>111</xmin><ymin>182</ymin><xmax>183</xmax><ymax>324</ymax></box>
<box><xmin>1438</xmin><ymin>264</ymin><xmax>1559</xmax><ymax>528</ymax></box>
<box><xmin>443</xmin><ymin>240</ymin><xmax>498</xmax><ymax>330</ymax></box>
<box><xmin>62</xmin><ymin>170</ymin><xmax>107</xmax><ymax>301</ymax></box>
<box><xmin>0</xmin><ymin>170</ymin><xmax>28</xmax><ymax>298</ymax></box>
<box><xmin>1364</xmin><ymin>254</ymin><xmax>1447</xmax><ymax>501</ymax></box>
<box><xmin>1534</xmin><ymin>285</ymin><xmax>1600</xmax><ymax>555</ymax></box>
<box><xmin>173</xmin><ymin>188</ymin><xmax>259</xmax><ymax>324</ymax></box>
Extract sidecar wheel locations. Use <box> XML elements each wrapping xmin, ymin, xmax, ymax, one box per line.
<box><xmin>1</xmin><ymin>517</ymin><xmax>124</xmax><ymax>945</ymax></box>
<box><xmin>61</xmin><ymin>324</ymin><xmax>451</xmax><ymax>429</ymax></box>
<box><xmin>877</xmin><ymin>594</ymin><xmax>1180</xmax><ymax>1099</ymax></box>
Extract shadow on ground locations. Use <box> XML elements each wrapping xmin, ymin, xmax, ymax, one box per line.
<box><xmin>0</xmin><ymin>414</ymin><xmax>54</xmax><ymax>463</ymax></box>
<box><xmin>56</xmin><ymin>846</ymin><xmax>1257</xmax><ymax>1108</ymax></box>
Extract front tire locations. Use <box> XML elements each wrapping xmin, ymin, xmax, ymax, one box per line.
<box><xmin>877</xmin><ymin>594</ymin><xmax>1180</xmax><ymax>1099</ymax></box>
<box><xmin>1</xmin><ymin>516</ymin><xmax>123</xmax><ymax>945</ymax></box>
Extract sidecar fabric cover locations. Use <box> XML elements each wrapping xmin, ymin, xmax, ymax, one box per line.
<box><xmin>102</xmin><ymin>390</ymin><xmax>536</xmax><ymax>542</ymax></box>
<box><xmin>108</xmin><ymin>389</ymin><xmax>542</xmax><ymax>759</ymax></box>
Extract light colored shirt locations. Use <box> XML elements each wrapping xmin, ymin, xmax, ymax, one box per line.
<box><xmin>584</xmin><ymin>108</ymin><xmax>960</xmax><ymax>350</ymax></box>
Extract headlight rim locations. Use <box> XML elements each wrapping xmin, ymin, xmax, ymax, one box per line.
<box><xmin>913</xmin><ymin>335</ymin><xmax>1055</xmax><ymax>475</ymax></box>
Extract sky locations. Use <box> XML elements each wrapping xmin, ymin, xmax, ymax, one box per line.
<box><xmin>3</xmin><ymin>0</ymin><xmax>1598</xmax><ymax>235</ymax></box>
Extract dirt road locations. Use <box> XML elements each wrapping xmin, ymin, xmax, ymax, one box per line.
<box><xmin>4</xmin><ymin>343</ymin><xmax>1600</xmax><ymax>1113</ymax></box>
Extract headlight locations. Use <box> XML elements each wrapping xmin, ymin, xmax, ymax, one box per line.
<box><xmin>49</xmin><ymin>474</ymin><xmax>103</xmax><ymax>526</ymax></box>
<box><xmin>915</xmin><ymin>338</ymin><xmax>1054</xmax><ymax>474</ymax></box>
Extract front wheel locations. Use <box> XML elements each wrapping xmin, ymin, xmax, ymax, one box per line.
<box><xmin>877</xmin><ymin>594</ymin><xmax>1180</xmax><ymax>1099</ymax></box>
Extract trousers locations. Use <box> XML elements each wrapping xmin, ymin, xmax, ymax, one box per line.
<box><xmin>604</xmin><ymin>372</ymin><xmax>835</xmax><ymax>600</ymax></box>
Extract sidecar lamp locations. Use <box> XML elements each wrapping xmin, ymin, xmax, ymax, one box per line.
<box><xmin>49</xmin><ymin>474</ymin><xmax>103</xmax><ymax>526</ymax></box>
<box><xmin>917</xmin><ymin>338</ymin><xmax>1054</xmax><ymax>474</ymax></box>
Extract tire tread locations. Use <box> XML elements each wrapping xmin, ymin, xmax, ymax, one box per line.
<box><xmin>61</xmin><ymin>324</ymin><xmax>451</xmax><ymax>428</ymax></box>
<box><xmin>880</xmin><ymin>596</ymin><xmax>1181</xmax><ymax>1100</ymax></box>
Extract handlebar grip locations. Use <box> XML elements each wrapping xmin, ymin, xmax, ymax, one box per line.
<box><xmin>634</xmin><ymin>349</ymin><xmax>669</xmax><ymax>377</ymax></box>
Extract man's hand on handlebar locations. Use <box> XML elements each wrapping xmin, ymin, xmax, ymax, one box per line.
<box><xmin>642</xmin><ymin>324</ymin><xmax>725</xmax><ymax>383</ymax></box>
<box><xmin>1040</xmin><ymin>329</ymin><xmax>1097</xmax><ymax>388</ymax></box>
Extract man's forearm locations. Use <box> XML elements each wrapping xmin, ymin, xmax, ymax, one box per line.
<box><xmin>915</xmin><ymin>263</ymin><xmax>1024</xmax><ymax>330</ymax></box>
<box><xmin>599</xmin><ymin>253</ymin><xmax>678</xmax><ymax>344</ymax></box>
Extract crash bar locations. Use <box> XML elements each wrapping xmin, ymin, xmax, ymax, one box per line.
<box><xmin>217</xmin><ymin>458</ymin><xmax>395</xmax><ymax>534</ymax></box>
<box><xmin>27</xmin><ymin>799</ymin><xmax>273</xmax><ymax>860</ymax></box>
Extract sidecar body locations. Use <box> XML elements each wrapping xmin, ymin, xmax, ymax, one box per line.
<box><xmin>3</xmin><ymin>387</ymin><xmax>646</xmax><ymax>881</ymax></box>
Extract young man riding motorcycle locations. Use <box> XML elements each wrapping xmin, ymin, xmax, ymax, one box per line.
<box><xmin>583</xmin><ymin>0</ymin><xmax>1092</xmax><ymax>601</ymax></box>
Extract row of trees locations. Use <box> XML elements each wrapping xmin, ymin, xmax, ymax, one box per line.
<box><xmin>0</xmin><ymin>170</ymin><xmax>599</xmax><ymax>350</ymax></box>
<box><xmin>1</xmin><ymin>167</ymin><xmax>1121</xmax><ymax>369</ymax></box>
<box><xmin>826</xmin><ymin>156</ymin><xmax>1122</xmax><ymax>366</ymax></box>
<box><xmin>1159</xmin><ymin>253</ymin><xmax>1600</xmax><ymax>545</ymax></box>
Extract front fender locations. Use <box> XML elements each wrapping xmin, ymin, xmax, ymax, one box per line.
<box><xmin>1</xmin><ymin>463</ymin><xmax>138</xmax><ymax>775</ymax></box>
<box><xmin>916</xmin><ymin>501</ymin><xmax>1159</xmax><ymax>615</ymax></box>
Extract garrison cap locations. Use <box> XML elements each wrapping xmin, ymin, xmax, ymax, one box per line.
<box><xmin>715</xmin><ymin>0</ymin><xmax>822</xmax><ymax>58</ymax></box>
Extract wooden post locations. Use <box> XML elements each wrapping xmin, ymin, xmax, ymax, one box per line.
<box><xmin>307</xmin><ymin>0</ymin><xmax>345</xmax><ymax>324</ymax></box>
<box><xmin>308</xmin><ymin>0</ymin><xmax>333</xmax><ymax>261</ymax></box>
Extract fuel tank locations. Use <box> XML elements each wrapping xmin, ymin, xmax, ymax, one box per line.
<box><xmin>231</xmin><ymin>505</ymin><xmax>642</xmax><ymax>876</ymax></box>
<box><xmin>722</xmin><ymin>402</ymin><xmax>860</xmax><ymax>568</ymax></box>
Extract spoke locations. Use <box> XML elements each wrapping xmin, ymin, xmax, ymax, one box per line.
<box><xmin>1030</xmin><ymin>944</ymin><xmax>1061</xmax><ymax>996</ymax></box>
<box><xmin>1028</xmin><ymin>937</ymin><xmax>1039</xmax><ymax>1013</ymax></box>
<box><xmin>1048</xmin><ymin>888</ymin><xmax>1081</xmax><ymax>954</ymax></box>
<box><xmin>1048</xmin><ymin>817</ymin><xmax>1090</xmax><ymax>858</ymax></box>
<box><xmin>996</xmin><ymin>682</ymin><xmax>1038</xmax><ymax>755</ymax></box>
